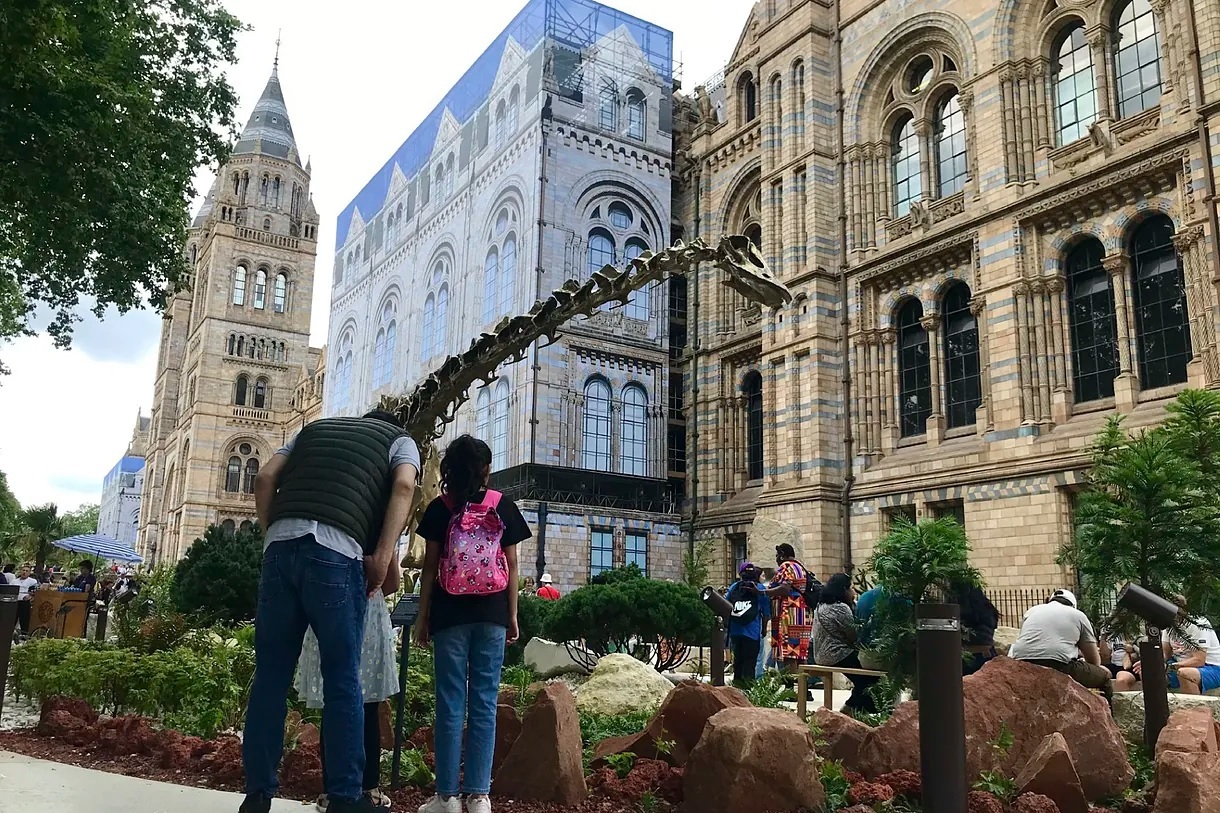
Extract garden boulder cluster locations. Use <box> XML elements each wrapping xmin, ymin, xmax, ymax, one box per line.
<box><xmin>1150</xmin><ymin>706</ymin><xmax>1220</xmax><ymax>813</ymax></box>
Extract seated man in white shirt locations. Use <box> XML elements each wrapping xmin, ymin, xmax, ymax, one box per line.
<box><xmin>1008</xmin><ymin>588</ymin><xmax>1113</xmax><ymax>698</ymax></box>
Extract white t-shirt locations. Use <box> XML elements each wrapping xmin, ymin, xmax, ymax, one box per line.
<box><xmin>14</xmin><ymin>577</ymin><xmax>38</xmax><ymax>599</ymax></box>
<box><xmin>1009</xmin><ymin>601</ymin><xmax>1097</xmax><ymax>663</ymax></box>
<box><xmin>1163</xmin><ymin>618</ymin><xmax>1220</xmax><ymax>667</ymax></box>
<box><xmin>1107</xmin><ymin>636</ymin><xmax>1127</xmax><ymax>668</ymax></box>
<box><xmin>2</xmin><ymin>573</ymin><xmax>14</xmax><ymax>585</ymax></box>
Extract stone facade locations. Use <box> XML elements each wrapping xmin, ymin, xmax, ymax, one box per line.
<box><xmin>676</xmin><ymin>0</ymin><xmax>1220</xmax><ymax>588</ymax></box>
<box><xmin>137</xmin><ymin>61</ymin><xmax>324</xmax><ymax>563</ymax></box>
<box><xmin>96</xmin><ymin>413</ymin><xmax>151</xmax><ymax>548</ymax></box>
<box><xmin>329</xmin><ymin>0</ymin><xmax>683</xmax><ymax>591</ymax></box>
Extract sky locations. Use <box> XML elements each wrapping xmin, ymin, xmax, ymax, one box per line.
<box><xmin>0</xmin><ymin>0</ymin><xmax>753</xmax><ymax>512</ymax></box>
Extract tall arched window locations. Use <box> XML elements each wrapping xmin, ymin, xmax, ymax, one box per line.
<box><xmin>254</xmin><ymin>378</ymin><xmax>268</xmax><ymax>409</ymax></box>
<box><xmin>235</xmin><ymin>375</ymin><xmax>249</xmax><ymax>406</ymax></box>
<box><xmin>1066</xmin><ymin>238</ymin><xmax>1118</xmax><ymax>402</ymax></box>
<box><xmin>233</xmin><ymin>265</ymin><xmax>247</xmax><ymax>306</ymax></box>
<box><xmin>941</xmin><ymin>283</ymin><xmax>981</xmax><ymax>428</ymax></box>
<box><xmin>373</xmin><ymin>300</ymin><xmax>398</xmax><ymax>388</ymax></box>
<box><xmin>793</xmin><ymin>60</ymin><xmax>806</xmax><ymax>149</ymax></box>
<box><xmin>445</xmin><ymin>154</ymin><xmax>455</xmax><ymax>198</ymax></box>
<box><xmin>582</xmin><ymin>379</ymin><xmax>612</xmax><ymax>471</ymax></box>
<box><xmin>225</xmin><ymin>458</ymin><xmax>241</xmax><ymax>492</ymax></box>
<box><xmin>1113</xmin><ymin>0</ymin><xmax>1162</xmax><ymax>118</ymax></box>
<box><xmin>492</xmin><ymin>380</ymin><xmax>509</xmax><ymax>470</ymax></box>
<box><xmin>423</xmin><ymin>294</ymin><xmax>436</xmax><ymax>359</ymax></box>
<box><xmin>626</xmin><ymin>88</ymin><xmax>646</xmax><ymax>139</ymax></box>
<box><xmin>1131</xmin><ymin>215</ymin><xmax>1190</xmax><ymax>389</ymax></box>
<box><xmin>495</xmin><ymin>100</ymin><xmax>506</xmax><ymax>148</ymax></box>
<box><xmin>273</xmin><ymin>273</ymin><xmax>288</xmax><ymax>313</ymax></box>
<box><xmin>743</xmin><ymin>372</ymin><xmax>763</xmax><ymax>481</ymax></box>
<box><xmin>1053</xmin><ymin>24</ymin><xmax>1098</xmax><ymax>145</ymax></box>
<box><xmin>499</xmin><ymin>235</ymin><xmax>516</xmax><ymax>317</ymax></box>
<box><xmin>476</xmin><ymin>387</ymin><xmax>491</xmax><ymax>440</ymax></box>
<box><xmin>624</xmin><ymin>239</ymin><xmax>650</xmax><ymax>320</ymax></box>
<box><xmin>587</xmin><ymin>229</ymin><xmax>615</xmax><ymax>274</ymax></box>
<box><xmin>271</xmin><ymin>177</ymin><xmax>281</xmax><ymax>208</ymax></box>
<box><xmin>259</xmin><ymin>175</ymin><xmax>269</xmax><ymax>205</ymax></box>
<box><xmin>621</xmin><ymin>385</ymin><xmax>648</xmax><ymax>476</ymax></box>
<box><xmin>739</xmin><ymin>73</ymin><xmax>757</xmax><ymax>123</ymax></box>
<box><xmin>227</xmin><ymin>334</ymin><xmax>236</xmax><ymax>355</ymax></box>
<box><xmin>770</xmin><ymin>76</ymin><xmax>783</xmax><ymax>149</ymax></box>
<box><xmin>934</xmin><ymin>92</ymin><xmax>967</xmax><ymax>197</ymax></box>
<box><xmin>599</xmin><ymin>79</ymin><xmax>618</xmax><ymax>131</ymax></box>
<box><xmin>483</xmin><ymin>248</ymin><xmax>500</xmax><ymax>325</ymax></box>
<box><xmin>508</xmin><ymin>86</ymin><xmax>520</xmax><ymax>132</ymax></box>
<box><xmin>433</xmin><ymin>285</ymin><xmax>449</xmax><ymax>359</ymax></box>
<box><xmin>333</xmin><ymin>333</ymin><xmax>353</xmax><ymax>413</ymax></box>
<box><xmin>253</xmin><ymin>269</ymin><xmax>267</xmax><ymax>309</ymax></box>
<box><xmin>243</xmin><ymin>458</ymin><xmax>260</xmax><ymax>494</ymax></box>
<box><xmin>897</xmin><ymin>299</ymin><xmax>932</xmax><ymax>437</ymax></box>
<box><xmin>892</xmin><ymin>115</ymin><xmax>921</xmax><ymax>217</ymax></box>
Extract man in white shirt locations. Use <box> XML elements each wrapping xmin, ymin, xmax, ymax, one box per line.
<box><xmin>1008</xmin><ymin>589</ymin><xmax>1113</xmax><ymax>697</ymax></box>
<box><xmin>14</xmin><ymin>566</ymin><xmax>39</xmax><ymax>635</ymax></box>
<box><xmin>1160</xmin><ymin>610</ymin><xmax>1220</xmax><ymax>695</ymax></box>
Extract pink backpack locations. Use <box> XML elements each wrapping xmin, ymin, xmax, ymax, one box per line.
<box><xmin>438</xmin><ymin>490</ymin><xmax>509</xmax><ymax>596</ymax></box>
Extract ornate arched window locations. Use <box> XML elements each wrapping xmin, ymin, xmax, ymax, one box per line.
<box><xmin>233</xmin><ymin>265</ymin><xmax>247</xmax><ymax>306</ymax></box>
<box><xmin>793</xmin><ymin>60</ymin><xmax>806</xmax><ymax>148</ymax></box>
<box><xmin>582</xmin><ymin>379</ymin><xmax>612</xmax><ymax>471</ymax></box>
<box><xmin>770</xmin><ymin>76</ymin><xmax>783</xmax><ymax>149</ymax></box>
<box><xmin>244</xmin><ymin>458</ymin><xmax>260</xmax><ymax>493</ymax></box>
<box><xmin>333</xmin><ymin>333</ymin><xmax>353</xmax><ymax>413</ymax></box>
<box><xmin>235</xmin><ymin>375</ymin><xmax>249</xmax><ymax>406</ymax></box>
<box><xmin>227</xmin><ymin>334</ymin><xmax>236</xmax><ymax>355</ymax></box>
<box><xmin>941</xmin><ymin>282</ymin><xmax>981</xmax><ymax>428</ymax></box>
<box><xmin>492</xmin><ymin>379</ymin><xmax>509</xmax><ymax>470</ymax></box>
<box><xmin>253</xmin><ymin>269</ymin><xmax>267</xmax><ymax>309</ymax></box>
<box><xmin>225</xmin><ymin>458</ymin><xmax>241</xmax><ymax>492</ymax></box>
<box><xmin>609</xmin><ymin>202</ymin><xmax>632</xmax><ymax>230</ymax></box>
<box><xmin>599</xmin><ymin>78</ymin><xmax>618</xmax><ymax>131</ymax></box>
<box><xmin>1053</xmin><ymin>24</ymin><xmax>1097</xmax><ymax>145</ymax></box>
<box><xmin>483</xmin><ymin>248</ymin><xmax>500</xmax><ymax>325</ymax></box>
<box><xmin>897</xmin><ymin>299</ymin><xmax>932</xmax><ymax>437</ymax></box>
<box><xmin>508</xmin><ymin>86</ymin><xmax>520</xmax><ymax>132</ymax></box>
<box><xmin>476</xmin><ymin>387</ymin><xmax>491</xmax><ymax>440</ymax></box>
<box><xmin>221</xmin><ymin>519</ymin><xmax>236</xmax><ymax>536</ymax></box>
<box><xmin>1113</xmin><ymin>0</ymin><xmax>1163</xmax><ymax>118</ymax></box>
<box><xmin>587</xmin><ymin>229</ymin><xmax>615</xmax><ymax>275</ymax></box>
<box><xmin>1066</xmin><ymin>238</ymin><xmax>1118</xmax><ymax>402</ymax></box>
<box><xmin>423</xmin><ymin>294</ymin><xmax>436</xmax><ymax>358</ymax></box>
<box><xmin>494</xmin><ymin>100</ymin><xmax>506</xmax><ymax>148</ymax></box>
<box><xmin>254</xmin><ymin>378</ymin><xmax>268</xmax><ymax>409</ymax></box>
<box><xmin>892</xmin><ymin>115</ymin><xmax>921</xmax><ymax>217</ymax></box>
<box><xmin>259</xmin><ymin>175</ymin><xmax>269</xmax><ymax>205</ymax></box>
<box><xmin>434</xmin><ymin>285</ymin><xmax>449</xmax><ymax>359</ymax></box>
<box><xmin>373</xmin><ymin>300</ymin><xmax>398</xmax><ymax>388</ymax></box>
<box><xmin>621</xmin><ymin>385</ymin><xmax>648</xmax><ymax>476</ymax></box>
<box><xmin>935</xmin><ymin>92</ymin><xmax>967</xmax><ymax>197</ymax></box>
<box><xmin>271</xmin><ymin>177</ymin><xmax>281</xmax><ymax>208</ymax></box>
<box><xmin>743</xmin><ymin>372</ymin><xmax>763</xmax><ymax>481</ymax></box>
<box><xmin>499</xmin><ymin>235</ymin><xmax>516</xmax><ymax>318</ymax></box>
<box><xmin>739</xmin><ymin>72</ymin><xmax>757</xmax><ymax>123</ymax></box>
<box><xmin>273</xmin><ymin>273</ymin><xmax>288</xmax><ymax>313</ymax></box>
<box><xmin>626</xmin><ymin>88</ymin><xmax>646</xmax><ymax>139</ymax></box>
<box><xmin>624</xmin><ymin>239</ymin><xmax>649</xmax><ymax>320</ymax></box>
<box><xmin>445</xmin><ymin>154</ymin><xmax>455</xmax><ymax>198</ymax></box>
<box><xmin>1131</xmin><ymin>215</ymin><xmax>1190</xmax><ymax>389</ymax></box>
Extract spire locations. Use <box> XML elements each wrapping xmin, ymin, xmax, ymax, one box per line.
<box><xmin>232</xmin><ymin>43</ymin><xmax>299</xmax><ymax>165</ymax></box>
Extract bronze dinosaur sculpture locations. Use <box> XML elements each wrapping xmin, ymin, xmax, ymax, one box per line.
<box><xmin>381</xmin><ymin>235</ymin><xmax>790</xmax><ymax>565</ymax></box>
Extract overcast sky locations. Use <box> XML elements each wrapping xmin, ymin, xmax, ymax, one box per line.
<box><xmin>0</xmin><ymin>0</ymin><xmax>752</xmax><ymax>512</ymax></box>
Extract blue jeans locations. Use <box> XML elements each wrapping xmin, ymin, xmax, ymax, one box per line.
<box><xmin>243</xmin><ymin>537</ymin><xmax>368</xmax><ymax>803</ymax></box>
<box><xmin>433</xmin><ymin>623</ymin><xmax>507</xmax><ymax>796</ymax></box>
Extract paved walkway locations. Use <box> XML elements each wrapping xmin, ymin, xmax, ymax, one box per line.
<box><xmin>0</xmin><ymin>752</ymin><xmax>305</xmax><ymax>813</ymax></box>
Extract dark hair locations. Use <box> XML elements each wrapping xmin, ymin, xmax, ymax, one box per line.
<box><xmin>440</xmin><ymin>434</ymin><xmax>493</xmax><ymax>504</ymax></box>
<box><xmin>363</xmin><ymin>409</ymin><xmax>404</xmax><ymax>428</ymax></box>
<box><xmin>79</xmin><ymin>560</ymin><xmax>94</xmax><ymax>573</ymax></box>
<box><xmin>2</xmin><ymin>564</ymin><xmax>13</xmax><ymax>573</ymax></box>
<box><xmin>775</xmin><ymin>543</ymin><xmax>796</xmax><ymax>561</ymax></box>
<box><xmin>820</xmin><ymin>572</ymin><xmax>852</xmax><ymax>605</ymax></box>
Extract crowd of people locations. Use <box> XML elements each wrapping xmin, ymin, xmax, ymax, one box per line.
<box><xmin>3</xmin><ymin>558</ymin><xmax>139</xmax><ymax>637</ymax></box>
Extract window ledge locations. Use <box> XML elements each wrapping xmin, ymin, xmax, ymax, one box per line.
<box><xmin>1138</xmin><ymin>381</ymin><xmax>1189</xmax><ymax>403</ymax></box>
<box><xmin>1070</xmin><ymin>396</ymin><xmax>1116</xmax><ymax>416</ymax></box>
<box><xmin>885</xmin><ymin>192</ymin><xmax>965</xmax><ymax>241</ymax></box>
<box><xmin>897</xmin><ymin>434</ymin><xmax>927</xmax><ymax>448</ymax></box>
<box><xmin>943</xmin><ymin>425</ymin><xmax>976</xmax><ymax>440</ymax></box>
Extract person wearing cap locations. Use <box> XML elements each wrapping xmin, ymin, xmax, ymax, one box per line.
<box><xmin>724</xmin><ymin>562</ymin><xmax>771</xmax><ymax>687</ymax></box>
<box><xmin>1008</xmin><ymin>589</ymin><xmax>1112</xmax><ymax>697</ymax></box>
<box><xmin>537</xmin><ymin>574</ymin><xmax>560</xmax><ymax>601</ymax></box>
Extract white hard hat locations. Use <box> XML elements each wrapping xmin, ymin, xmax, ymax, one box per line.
<box><xmin>540</xmin><ymin>573</ymin><xmax>553</xmax><ymax>584</ymax></box>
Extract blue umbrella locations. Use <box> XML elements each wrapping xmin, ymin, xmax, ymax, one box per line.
<box><xmin>52</xmin><ymin>533</ymin><xmax>143</xmax><ymax>564</ymax></box>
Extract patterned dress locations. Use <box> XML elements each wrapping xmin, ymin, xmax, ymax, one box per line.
<box><xmin>770</xmin><ymin>560</ymin><xmax>811</xmax><ymax>663</ymax></box>
<box><xmin>295</xmin><ymin>590</ymin><xmax>399</xmax><ymax>708</ymax></box>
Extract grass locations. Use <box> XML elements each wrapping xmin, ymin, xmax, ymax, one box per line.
<box><xmin>579</xmin><ymin>708</ymin><xmax>655</xmax><ymax>772</ymax></box>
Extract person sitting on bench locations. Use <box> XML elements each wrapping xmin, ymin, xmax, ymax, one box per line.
<box><xmin>1008</xmin><ymin>589</ymin><xmax>1112</xmax><ymax>698</ymax></box>
<box><xmin>812</xmin><ymin>573</ymin><xmax>879</xmax><ymax>713</ymax></box>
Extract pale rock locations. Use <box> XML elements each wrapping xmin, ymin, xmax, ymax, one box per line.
<box><xmin>576</xmin><ymin>653</ymin><xmax>673</xmax><ymax>717</ymax></box>
<box><xmin>525</xmin><ymin>637</ymin><xmax>594</xmax><ymax>678</ymax></box>
<box><xmin>1112</xmin><ymin>691</ymin><xmax>1220</xmax><ymax>746</ymax></box>
<box><xmin>746</xmin><ymin>517</ymin><xmax>802</xmax><ymax>565</ymax></box>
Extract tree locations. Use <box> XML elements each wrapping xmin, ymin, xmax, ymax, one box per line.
<box><xmin>14</xmin><ymin>503</ymin><xmax>64</xmax><ymax>574</ymax></box>
<box><xmin>0</xmin><ymin>0</ymin><xmax>244</xmax><ymax>372</ymax></box>
<box><xmin>60</xmin><ymin>503</ymin><xmax>99</xmax><ymax>537</ymax></box>
<box><xmin>172</xmin><ymin>524</ymin><xmax>263</xmax><ymax>624</ymax></box>
<box><xmin>0</xmin><ymin>471</ymin><xmax>21</xmax><ymax>552</ymax></box>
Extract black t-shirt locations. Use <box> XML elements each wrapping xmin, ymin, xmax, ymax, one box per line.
<box><xmin>417</xmin><ymin>491</ymin><xmax>532</xmax><ymax>634</ymax></box>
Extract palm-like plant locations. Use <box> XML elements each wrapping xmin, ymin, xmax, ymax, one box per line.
<box><xmin>16</xmin><ymin>503</ymin><xmax>64</xmax><ymax>576</ymax></box>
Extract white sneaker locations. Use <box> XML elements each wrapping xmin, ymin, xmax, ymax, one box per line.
<box><xmin>418</xmin><ymin>796</ymin><xmax>461</xmax><ymax>813</ymax></box>
<box><xmin>465</xmin><ymin>796</ymin><xmax>491</xmax><ymax>813</ymax></box>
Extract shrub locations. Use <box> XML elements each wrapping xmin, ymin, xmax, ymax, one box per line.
<box><xmin>506</xmin><ymin>594</ymin><xmax>554</xmax><ymax>665</ymax></box>
<box><xmin>173</xmin><ymin>524</ymin><xmax>263</xmax><ymax>624</ymax></box>
<box><xmin>545</xmin><ymin>565</ymin><xmax>715</xmax><ymax>672</ymax></box>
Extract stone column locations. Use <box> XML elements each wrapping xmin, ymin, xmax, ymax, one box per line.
<box><xmin>573</xmin><ymin>394</ymin><xmax>585</xmax><ymax>467</ymax></box>
<box><xmin>1088</xmin><ymin>28</ymin><xmax>1115</xmax><ymax>122</ymax></box>
<box><xmin>999</xmin><ymin>67</ymin><xmax>1021</xmax><ymax>183</ymax></box>
<box><xmin>958</xmin><ymin>90</ymin><xmax>980</xmax><ymax>199</ymax></box>
<box><xmin>766</xmin><ymin>360</ymin><xmax>781</xmax><ymax>486</ymax></box>
<box><xmin>875</xmin><ymin>142</ymin><xmax>892</xmax><ymax>231</ymax></box>
<box><xmin>868</xmin><ymin>331</ymin><xmax>883</xmax><ymax>456</ymax></box>
<box><xmin>1172</xmin><ymin>225</ymin><xmax>1217</xmax><ymax>385</ymax></box>
<box><xmin>921</xmin><ymin>314</ymin><xmax>945</xmax><ymax>445</ymax></box>
<box><xmin>1031</xmin><ymin>61</ymin><xmax>1051</xmax><ymax>149</ymax></box>
<box><xmin>914</xmin><ymin>119</ymin><xmax>934</xmax><ymax>201</ymax></box>
<box><xmin>969</xmin><ymin>296</ymin><xmax>993</xmax><ymax>432</ymax></box>
<box><xmin>880</xmin><ymin>328</ymin><xmax>898</xmax><ymax>453</ymax></box>
<box><xmin>1014</xmin><ymin>281</ymin><xmax>1037</xmax><ymax>424</ymax></box>
<box><xmin>1015</xmin><ymin>65</ymin><xmax>1037</xmax><ymax>183</ymax></box>
<box><xmin>1103</xmin><ymin>253</ymin><xmax>1140</xmax><ymax>410</ymax></box>
<box><xmin>863</xmin><ymin>144</ymin><xmax>878</xmax><ymax>247</ymax></box>
<box><xmin>853</xmin><ymin>336</ymin><xmax>868</xmax><ymax>457</ymax></box>
<box><xmin>1031</xmin><ymin>279</ymin><xmax>1053</xmax><ymax>424</ymax></box>
<box><xmin>1046</xmin><ymin>277</ymin><xmax>1073</xmax><ymax>424</ymax></box>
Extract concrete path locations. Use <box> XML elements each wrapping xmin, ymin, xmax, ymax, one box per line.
<box><xmin>0</xmin><ymin>752</ymin><xmax>307</xmax><ymax>813</ymax></box>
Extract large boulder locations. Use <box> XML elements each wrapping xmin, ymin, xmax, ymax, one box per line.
<box><xmin>492</xmin><ymin>704</ymin><xmax>522</xmax><ymax>776</ymax></box>
<box><xmin>1113</xmin><ymin>692</ymin><xmax>1220</xmax><ymax>746</ymax></box>
<box><xmin>593</xmin><ymin>681</ymin><xmax>750</xmax><ymax>766</ymax></box>
<box><xmin>1152</xmin><ymin>709</ymin><xmax>1220</xmax><ymax>813</ymax></box>
<box><xmin>39</xmin><ymin>696</ymin><xmax>99</xmax><ymax>727</ymax></box>
<box><xmin>525</xmin><ymin>637</ymin><xmax>593</xmax><ymax>678</ymax></box>
<box><xmin>576</xmin><ymin>653</ymin><xmax>673</xmax><ymax>717</ymax></box>
<box><xmin>1013</xmin><ymin>733</ymin><xmax>1088</xmax><ymax>813</ymax></box>
<box><xmin>992</xmin><ymin>627</ymin><xmax>1020</xmax><ymax>657</ymax></box>
<box><xmin>854</xmin><ymin>657</ymin><xmax>1131</xmax><ymax>801</ymax></box>
<box><xmin>494</xmin><ymin>683</ymin><xmax>587</xmax><ymax>804</ymax></box>
<box><xmin>1155</xmin><ymin>706</ymin><xmax>1219</xmax><ymax>758</ymax></box>
<box><xmin>684</xmin><ymin>707</ymin><xmax>824</xmax><ymax>813</ymax></box>
<box><xmin>813</xmin><ymin>708</ymin><xmax>872</xmax><ymax>766</ymax></box>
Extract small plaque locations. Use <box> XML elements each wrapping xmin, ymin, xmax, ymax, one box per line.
<box><xmin>390</xmin><ymin>595</ymin><xmax>421</xmax><ymax>628</ymax></box>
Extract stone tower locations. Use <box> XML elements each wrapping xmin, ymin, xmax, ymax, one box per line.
<box><xmin>138</xmin><ymin>58</ymin><xmax>321</xmax><ymax>564</ymax></box>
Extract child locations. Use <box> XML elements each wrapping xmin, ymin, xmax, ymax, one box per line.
<box><xmin>724</xmin><ymin>562</ymin><xmax>771</xmax><ymax>688</ymax></box>
<box><xmin>414</xmin><ymin>435</ymin><xmax>532</xmax><ymax>813</ymax></box>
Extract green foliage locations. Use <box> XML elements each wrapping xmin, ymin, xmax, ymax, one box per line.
<box><xmin>1126</xmin><ymin>741</ymin><xmax>1155</xmax><ymax>798</ymax></box>
<box><xmin>579</xmin><ymin>709</ymin><xmax>654</xmax><ymax>772</ymax></box>
<box><xmin>59</xmin><ymin>504</ymin><xmax>99</xmax><ymax>538</ymax></box>
<box><xmin>1060</xmin><ymin>398</ymin><xmax>1220</xmax><ymax>635</ymax></box>
<box><xmin>638</xmin><ymin>791</ymin><xmax>660</xmax><ymax>813</ymax></box>
<box><xmin>401</xmin><ymin>644</ymin><xmax>436</xmax><ymax>735</ymax></box>
<box><xmin>173</xmin><ymin>524</ymin><xmax>263</xmax><ymax>624</ymax></box>
<box><xmin>500</xmin><ymin>663</ymin><xmax>538</xmax><ymax>716</ymax></box>
<box><xmin>682</xmin><ymin>539</ymin><xmax>715</xmax><ymax>589</ymax></box>
<box><xmin>972</xmin><ymin>722</ymin><xmax>1017</xmax><ymax>803</ymax></box>
<box><xmin>606</xmin><ymin>751</ymin><xmax>637</xmax><ymax>779</ymax></box>
<box><xmin>507</xmin><ymin>594</ymin><xmax>554</xmax><ymax>665</ymax></box>
<box><xmin>745</xmin><ymin>669</ymin><xmax>796</xmax><ymax>708</ymax></box>
<box><xmin>0</xmin><ymin>0</ymin><xmax>244</xmax><ymax>362</ymax></box>
<box><xmin>545</xmin><ymin>567</ymin><xmax>715</xmax><ymax>671</ymax></box>
<box><xmin>818</xmin><ymin>759</ymin><xmax>853</xmax><ymax>812</ymax></box>
<box><xmin>0</xmin><ymin>471</ymin><xmax>23</xmax><ymax>545</ymax></box>
<box><xmin>384</xmin><ymin>747</ymin><xmax>435</xmax><ymax>790</ymax></box>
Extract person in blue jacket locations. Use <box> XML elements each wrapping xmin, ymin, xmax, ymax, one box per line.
<box><xmin>724</xmin><ymin>562</ymin><xmax>772</xmax><ymax>687</ymax></box>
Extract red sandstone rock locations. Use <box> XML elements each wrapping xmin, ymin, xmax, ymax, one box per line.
<box><xmin>201</xmin><ymin>735</ymin><xmax>244</xmax><ymax>784</ymax></box>
<box><xmin>39</xmin><ymin>696</ymin><xmax>98</xmax><ymax>727</ymax></box>
<box><xmin>1151</xmin><ymin>750</ymin><xmax>1220</xmax><ymax>813</ymax></box>
<box><xmin>588</xmin><ymin>758</ymin><xmax>679</xmax><ymax>803</ymax></box>
<box><xmin>684</xmin><ymin>707</ymin><xmax>824</xmax><ymax>813</ymax></box>
<box><xmin>875</xmin><ymin>769</ymin><xmax>921</xmax><ymax>798</ymax></box>
<box><xmin>493</xmin><ymin>683</ymin><xmax>587</xmax><ymax>804</ymax></box>
<box><xmin>37</xmin><ymin>710</ymin><xmax>89</xmax><ymax>739</ymax></box>
<box><xmin>409</xmin><ymin>726</ymin><xmax>433</xmax><ymax>753</ymax></box>
<box><xmin>1012</xmin><ymin>793</ymin><xmax>1062</xmax><ymax>813</ymax></box>
<box><xmin>848</xmin><ymin>780</ymin><xmax>896</xmax><ymax>806</ymax></box>
<box><xmin>281</xmin><ymin>742</ymin><xmax>324</xmax><ymax>797</ymax></box>
<box><xmin>492</xmin><ymin>704</ymin><xmax>522</xmax><ymax>776</ymax></box>
<box><xmin>1015</xmin><ymin>732</ymin><xmax>1088</xmax><ymax>813</ymax></box>
<box><xmin>95</xmin><ymin>716</ymin><xmax>158</xmax><ymax>756</ymax></box>
<box><xmin>814</xmin><ymin>708</ymin><xmax>873</xmax><ymax>767</ymax></box>
<box><xmin>297</xmin><ymin>722</ymin><xmax>320</xmax><ymax>749</ymax></box>
<box><xmin>855</xmin><ymin>657</ymin><xmax>1131</xmax><ymax>801</ymax></box>
<box><xmin>968</xmin><ymin>790</ymin><xmax>1005</xmax><ymax>813</ymax></box>
<box><xmin>1155</xmin><ymin>707</ymin><xmax>1218</xmax><ymax>758</ymax></box>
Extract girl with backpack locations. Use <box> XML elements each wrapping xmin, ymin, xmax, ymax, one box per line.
<box><xmin>414</xmin><ymin>435</ymin><xmax>532</xmax><ymax>813</ymax></box>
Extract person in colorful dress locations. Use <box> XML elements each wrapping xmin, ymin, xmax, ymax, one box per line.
<box><xmin>763</xmin><ymin>543</ymin><xmax>812</xmax><ymax>672</ymax></box>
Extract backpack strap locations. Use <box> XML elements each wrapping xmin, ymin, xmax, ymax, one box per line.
<box><xmin>481</xmin><ymin>490</ymin><xmax>503</xmax><ymax>509</ymax></box>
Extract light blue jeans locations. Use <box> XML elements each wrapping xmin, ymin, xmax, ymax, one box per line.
<box><xmin>432</xmin><ymin>622</ymin><xmax>507</xmax><ymax>797</ymax></box>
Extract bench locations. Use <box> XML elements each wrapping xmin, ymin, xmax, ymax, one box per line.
<box><xmin>796</xmin><ymin>664</ymin><xmax>886</xmax><ymax>721</ymax></box>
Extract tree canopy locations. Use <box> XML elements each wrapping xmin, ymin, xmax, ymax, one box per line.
<box><xmin>0</xmin><ymin>0</ymin><xmax>244</xmax><ymax>374</ymax></box>
<box><xmin>173</xmin><ymin>523</ymin><xmax>263</xmax><ymax>624</ymax></box>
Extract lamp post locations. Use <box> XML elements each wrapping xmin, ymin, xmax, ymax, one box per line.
<box><xmin>917</xmin><ymin>603</ymin><xmax>967</xmax><ymax>813</ymax></box>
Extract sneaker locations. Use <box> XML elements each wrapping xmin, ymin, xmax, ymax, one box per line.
<box><xmin>316</xmin><ymin>794</ymin><xmax>330</xmax><ymax>812</ymax></box>
<box><xmin>466</xmin><ymin>795</ymin><xmax>492</xmax><ymax>813</ymax></box>
<box><xmin>368</xmin><ymin>789</ymin><xmax>392</xmax><ymax>808</ymax></box>
<box><xmin>418</xmin><ymin>796</ymin><xmax>461</xmax><ymax>813</ymax></box>
<box><xmin>239</xmin><ymin>795</ymin><xmax>272</xmax><ymax>813</ymax></box>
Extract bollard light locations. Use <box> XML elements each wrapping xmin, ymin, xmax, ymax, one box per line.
<box><xmin>1116</xmin><ymin>583</ymin><xmax>1180</xmax><ymax>750</ymax></box>
<box><xmin>917</xmin><ymin>603</ymin><xmax>967</xmax><ymax>813</ymax></box>
<box><xmin>0</xmin><ymin>583</ymin><xmax>19</xmax><ymax>721</ymax></box>
<box><xmin>389</xmin><ymin>594</ymin><xmax>421</xmax><ymax>789</ymax></box>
